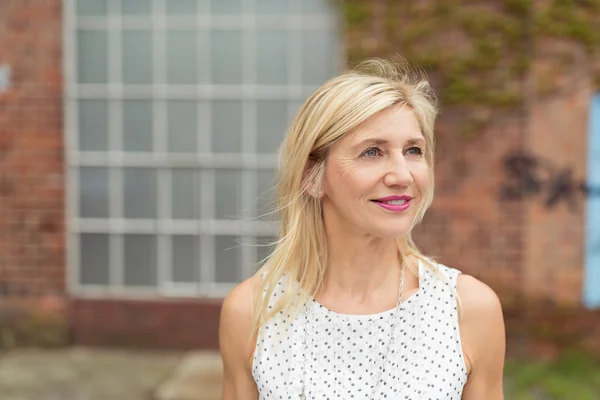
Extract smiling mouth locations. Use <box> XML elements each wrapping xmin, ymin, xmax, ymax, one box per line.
<box><xmin>371</xmin><ymin>199</ymin><xmax>409</xmax><ymax>205</ymax></box>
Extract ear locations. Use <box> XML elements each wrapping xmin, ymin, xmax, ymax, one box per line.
<box><xmin>302</xmin><ymin>159</ymin><xmax>324</xmax><ymax>198</ymax></box>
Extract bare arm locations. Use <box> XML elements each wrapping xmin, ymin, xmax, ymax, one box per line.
<box><xmin>458</xmin><ymin>275</ymin><xmax>506</xmax><ymax>400</ymax></box>
<box><xmin>219</xmin><ymin>277</ymin><xmax>260</xmax><ymax>400</ymax></box>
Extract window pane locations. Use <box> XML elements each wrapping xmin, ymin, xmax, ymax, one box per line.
<box><xmin>77</xmin><ymin>30</ymin><xmax>108</xmax><ymax>84</ymax></box>
<box><xmin>257</xmin><ymin>100</ymin><xmax>287</xmax><ymax>153</ymax></box>
<box><xmin>212</xmin><ymin>101</ymin><xmax>242</xmax><ymax>153</ymax></box>
<box><xmin>211</xmin><ymin>0</ymin><xmax>241</xmax><ymax>14</ymax></box>
<box><xmin>214</xmin><ymin>169</ymin><xmax>241</xmax><ymax>219</ymax></box>
<box><xmin>255</xmin><ymin>236</ymin><xmax>277</xmax><ymax>265</ymax></box>
<box><xmin>77</xmin><ymin>0</ymin><xmax>107</xmax><ymax>16</ymax></box>
<box><xmin>211</xmin><ymin>30</ymin><xmax>242</xmax><ymax>84</ymax></box>
<box><xmin>123</xmin><ymin>100</ymin><xmax>153</xmax><ymax>152</ymax></box>
<box><xmin>167</xmin><ymin>101</ymin><xmax>197</xmax><ymax>152</ymax></box>
<box><xmin>167</xmin><ymin>0</ymin><xmax>197</xmax><ymax>14</ymax></box>
<box><xmin>257</xmin><ymin>169</ymin><xmax>277</xmax><ymax>220</ymax></box>
<box><xmin>302</xmin><ymin>30</ymin><xmax>337</xmax><ymax>85</ymax></box>
<box><xmin>79</xmin><ymin>167</ymin><xmax>109</xmax><ymax>218</ymax></box>
<box><xmin>171</xmin><ymin>235</ymin><xmax>199</xmax><ymax>283</ymax></box>
<box><xmin>123</xmin><ymin>30</ymin><xmax>153</xmax><ymax>84</ymax></box>
<box><xmin>78</xmin><ymin>99</ymin><xmax>108</xmax><ymax>151</ymax></box>
<box><xmin>257</xmin><ymin>31</ymin><xmax>287</xmax><ymax>85</ymax></box>
<box><xmin>302</xmin><ymin>0</ymin><xmax>335</xmax><ymax>14</ymax></box>
<box><xmin>171</xmin><ymin>168</ymin><xmax>198</xmax><ymax>219</ymax></box>
<box><xmin>122</xmin><ymin>0</ymin><xmax>152</xmax><ymax>15</ymax></box>
<box><xmin>167</xmin><ymin>31</ymin><xmax>197</xmax><ymax>84</ymax></box>
<box><xmin>256</xmin><ymin>0</ymin><xmax>290</xmax><ymax>13</ymax></box>
<box><xmin>80</xmin><ymin>233</ymin><xmax>110</xmax><ymax>285</ymax></box>
<box><xmin>215</xmin><ymin>235</ymin><xmax>240</xmax><ymax>283</ymax></box>
<box><xmin>124</xmin><ymin>234</ymin><xmax>157</xmax><ymax>286</ymax></box>
<box><xmin>124</xmin><ymin>168</ymin><xmax>156</xmax><ymax>218</ymax></box>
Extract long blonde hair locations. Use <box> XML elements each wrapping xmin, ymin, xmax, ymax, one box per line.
<box><xmin>251</xmin><ymin>58</ymin><xmax>441</xmax><ymax>340</ymax></box>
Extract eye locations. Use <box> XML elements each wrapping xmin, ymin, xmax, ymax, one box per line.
<box><xmin>406</xmin><ymin>146</ymin><xmax>424</xmax><ymax>156</ymax></box>
<box><xmin>361</xmin><ymin>147</ymin><xmax>383</xmax><ymax>158</ymax></box>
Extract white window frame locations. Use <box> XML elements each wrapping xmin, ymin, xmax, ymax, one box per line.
<box><xmin>63</xmin><ymin>0</ymin><xmax>343</xmax><ymax>299</ymax></box>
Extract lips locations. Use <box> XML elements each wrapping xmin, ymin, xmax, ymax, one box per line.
<box><xmin>371</xmin><ymin>195</ymin><xmax>413</xmax><ymax>212</ymax></box>
<box><xmin>371</xmin><ymin>195</ymin><xmax>413</xmax><ymax>203</ymax></box>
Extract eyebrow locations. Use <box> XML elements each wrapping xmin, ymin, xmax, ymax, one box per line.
<box><xmin>351</xmin><ymin>137</ymin><xmax>426</xmax><ymax>153</ymax></box>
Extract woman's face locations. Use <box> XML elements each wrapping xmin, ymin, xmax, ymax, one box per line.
<box><xmin>320</xmin><ymin>104</ymin><xmax>430</xmax><ymax>238</ymax></box>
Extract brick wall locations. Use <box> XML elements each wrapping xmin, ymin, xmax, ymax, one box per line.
<box><xmin>0</xmin><ymin>0</ymin><xmax>599</xmax><ymax>355</ymax></box>
<box><xmin>0</xmin><ymin>0</ymin><xmax>67</xmax><ymax>345</ymax></box>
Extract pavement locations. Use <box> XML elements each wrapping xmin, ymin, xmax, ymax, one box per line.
<box><xmin>0</xmin><ymin>347</ymin><xmax>223</xmax><ymax>400</ymax></box>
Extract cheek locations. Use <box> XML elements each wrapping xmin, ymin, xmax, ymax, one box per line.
<box><xmin>327</xmin><ymin>161</ymin><xmax>374</xmax><ymax>194</ymax></box>
<box><xmin>412</xmin><ymin>164</ymin><xmax>431</xmax><ymax>192</ymax></box>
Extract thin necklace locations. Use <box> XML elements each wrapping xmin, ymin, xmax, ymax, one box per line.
<box><xmin>299</xmin><ymin>261</ymin><xmax>406</xmax><ymax>400</ymax></box>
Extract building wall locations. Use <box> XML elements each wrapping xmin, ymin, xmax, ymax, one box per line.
<box><xmin>0</xmin><ymin>0</ymin><xmax>68</xmax><ymax>342</ymax></box>
<box><xmin>0</xmin><ymin>0</ymin><xmax>598</xmax><ymax>354</ymax></box>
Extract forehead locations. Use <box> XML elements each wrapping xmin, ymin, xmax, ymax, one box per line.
<box><xmin>342</xmin><ymin>104</ymin><xmax>423</xmax><ymax>146</ymax></box>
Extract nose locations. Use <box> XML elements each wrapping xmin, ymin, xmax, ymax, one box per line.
<box><xmin>383</xmin><ymin>156</ymin><xmax>414</xmax><ymax>187</ymax></box>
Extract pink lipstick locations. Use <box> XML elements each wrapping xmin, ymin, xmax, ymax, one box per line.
<box><xmin>371</xmin><ymin>195</ymin><xmax>412</xmax><ymax>212</ymax></box>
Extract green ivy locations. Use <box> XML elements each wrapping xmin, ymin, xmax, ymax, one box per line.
<box><xmin>342</xmin><ymin>0</ymin><xmax>600</xmax><ymax>137</ymax></box>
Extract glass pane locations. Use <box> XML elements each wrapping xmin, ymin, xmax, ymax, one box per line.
<box><xmin>168</xmin><ymin>101</ymin><xmax>197</xmax><ymax>152</ymax></box>
<box><xmin>302</xmin><ymin>30</ymin><xmax>337</xmax><ymax>85</ymax></box>
<box><xmin>256</xmin><ymin>0</ymin><xmax>289</xmax><ymax>13</ymax></box>
<box><xmin>77</xmin><ymin>30</ymin><xmax>108</xmax><ymax>84</ymax></box>
<box><xmin>123</xmin><ymin>100</ymin><xmax>153</xmax><ymax>152</ymax></box>
<box><xmin>211</xmin><ymin>30</ymin><xmax>242</xmax><ymax>84</ymax></box>
<box><xmin>78</xmin><ymin>99</ymin><xmax>108</xmax><ymax>151</ymax></box>
<box><xmin>122</xmin><ymin>30</ymin><xmax>153</xmax><ymax>84</ymax></box>
<box><xmin>171</xmin><ymin>235</ymin><xmax>199</xmax><ymax>282</ymax></box>
<box><xmin>214</xmin><ymin>169</ymin><xmax>241</xmax><ymax>219</ymax></box>
<box><xmin>80</xmin><ymin>233</ymin><xmax>110</xmax><ymax>285</ymax></box>
<box><xmin>172</xmin><ymin>169</ymin><xmax>198</xmax><ymax>219</ymax></box>
<box><xmin>167</xmin><ymin>0</ymin><xmax>197</xmax><ymax>14</ymax></box>
<box><xmin>167</xmin><ymin>31</ymin><xmax>197</xmax><ymax>84</ymax></box>
<box><xmin>122</xmin><ymin>0</ymin><xmax>152</xmax><ymax>15</ymax></box>
<box><xmin>215</xmin><ymin>235</ymin><xmax>240</xmax><ymax>283</ymax></box>
<box><xmin>211</xmin><ymin>0</ymin><xmax>241</xmax><ymax>14</ymax></box>
<box><xmin>257</xmin><ymin>100</ymin><xmax>287</xmax><ymax>153</ymax></box>
<box><xmin>255</xmin><ymin>236</ymin><xmax>277</xmax><ymax>265</ymax></box>
<box><xmin>124</xmin><ymin>168</ymin><xmax>156</xmax><ymax>218</ymax></box>
<box><xmin>302</xmin><ymin>0</ymin><xmax>335</xmax><ymax>14</ymax></box>
<box><xmin>79</xmin><ymin>167</ymin><xmax>109</xmax><ymax>218</ymax></box>
<box><xmin>124</xmin><ymin>234</ymin><xmax>157</xmax><ymax>286</ymax></box>
<box><xmin>257</xmin><ymin>169</ymin><xmax>277</xmax><ymax>220</ymax></box>
<box><xmin>257</xmin><ymin>31</ymin><xmax>287</xmax><ymax>85</ymax></box>
<box><xmin>212</xmin><ymin>101</ymin><xmax>242</xmax><ymax>153</ymax></box>
<box><xmin>76</xmin><ymin>0</ymin><xmax>107</xmax><ymax>16</ymax></box>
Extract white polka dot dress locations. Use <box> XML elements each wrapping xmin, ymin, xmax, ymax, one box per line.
<box><xmin>252</xmin><ymin>259</ymin><xmax>468</xmax><ymax>399</ymax></box>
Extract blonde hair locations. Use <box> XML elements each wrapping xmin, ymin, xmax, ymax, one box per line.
<box><xmin>251</xmin><ymin>58</ymin><xmax>443</xmax><ymax>341</ymax></box>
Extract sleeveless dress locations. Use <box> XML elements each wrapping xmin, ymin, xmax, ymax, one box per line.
<box><xmin>252</xmin><ymin>259</ymin><xmax>468</xmax><ymax>399</ymax></box>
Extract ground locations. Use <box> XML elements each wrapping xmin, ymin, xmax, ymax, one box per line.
<box><xmin>0</xmin><ymin>348</ymin><xmax>598</xmax><ymax>399</ymax></box>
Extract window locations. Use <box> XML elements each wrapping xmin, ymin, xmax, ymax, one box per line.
<box><xmin>585</xmin><ymin>93</ymin><xmax>600</xmax><ymax>308</ymax></box>
<box><xmin>65</xmin><ymin>0</ymin><xmax>341</xmax><ymax>297</ymax></box>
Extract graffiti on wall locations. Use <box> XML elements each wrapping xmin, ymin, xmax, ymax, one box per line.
<box><xmin>499</xmin><ymin>152</ymin><xmax>600</xmax><ymax>211</ymax></box>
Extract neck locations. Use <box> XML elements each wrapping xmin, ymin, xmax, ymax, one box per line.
<box><xmin>318</xmin><ymin>223</ymin><xmax>403</xmax><ymax>303</ymax></box>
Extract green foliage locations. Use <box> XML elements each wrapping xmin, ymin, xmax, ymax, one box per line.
<box><xmin>342</xmin><ymin>0</ymin><xmax>600</xmax><ymax>139</ymax></box>
<box><xmin>344</xmin><ymin>2</ymin><xmax>368</xmax><ymax>25</ymax></box>
<box><xmin>504</xmin><ymin>351</ymin><xmax>600</xmax><ymax>399</ymax></box>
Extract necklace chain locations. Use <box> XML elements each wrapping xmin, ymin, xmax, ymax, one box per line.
<box><xmin>299</xmin><ymin>262</ymin><xmax>406</xmax><ymax>400</ymax></box>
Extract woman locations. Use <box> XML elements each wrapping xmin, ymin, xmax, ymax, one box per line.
<box><xmin>220</xmin><ymin>59</ymin><xmax>505</xmax><ymax>399</ymax></box>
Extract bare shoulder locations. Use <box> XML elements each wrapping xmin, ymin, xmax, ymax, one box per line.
<box><xmin>456</xmin><ymin>274</ymin><xmax>505</xmax><ymax>394</ymax></box>
<box><xmin>219</xmin><ymin>275</ymin><xmax>262</xmax><ymax>399</ymax></box>
<box><xmin>456</xmin><ymin>274</ymin><xmax>503</xmax><ymax>317</ymax></box>
<box><xmin>220</xmin><ymin>274</ymin><xmax>262</xmax><ymax>354</ymax></box>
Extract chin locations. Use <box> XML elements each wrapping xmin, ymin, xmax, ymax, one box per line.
<box><xmin>368</xmin><ymin>224</ymin><xmax>412</xmax><ymax>239</ymax></box>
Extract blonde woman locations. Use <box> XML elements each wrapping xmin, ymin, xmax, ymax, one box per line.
<box><xmin>220</xmin><ymin>59</ymin><xmax>505</xmax><ymax>399</ymax></box>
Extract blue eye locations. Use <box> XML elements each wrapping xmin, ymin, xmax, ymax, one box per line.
<box><xmin>406</xmin><ymin>146</ymin><xmax>424</xmax><ymax>156</ymax></box>
<box><xmin>362</xmin><ymin>147</ymin><xmax>382</xmax><ymax>158</ymax></box>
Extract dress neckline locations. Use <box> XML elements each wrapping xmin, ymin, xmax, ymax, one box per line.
<box><xmin>311</xmin><ymin>259</ymin><xmax>423</xmax><ymax>320</ymax></box>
